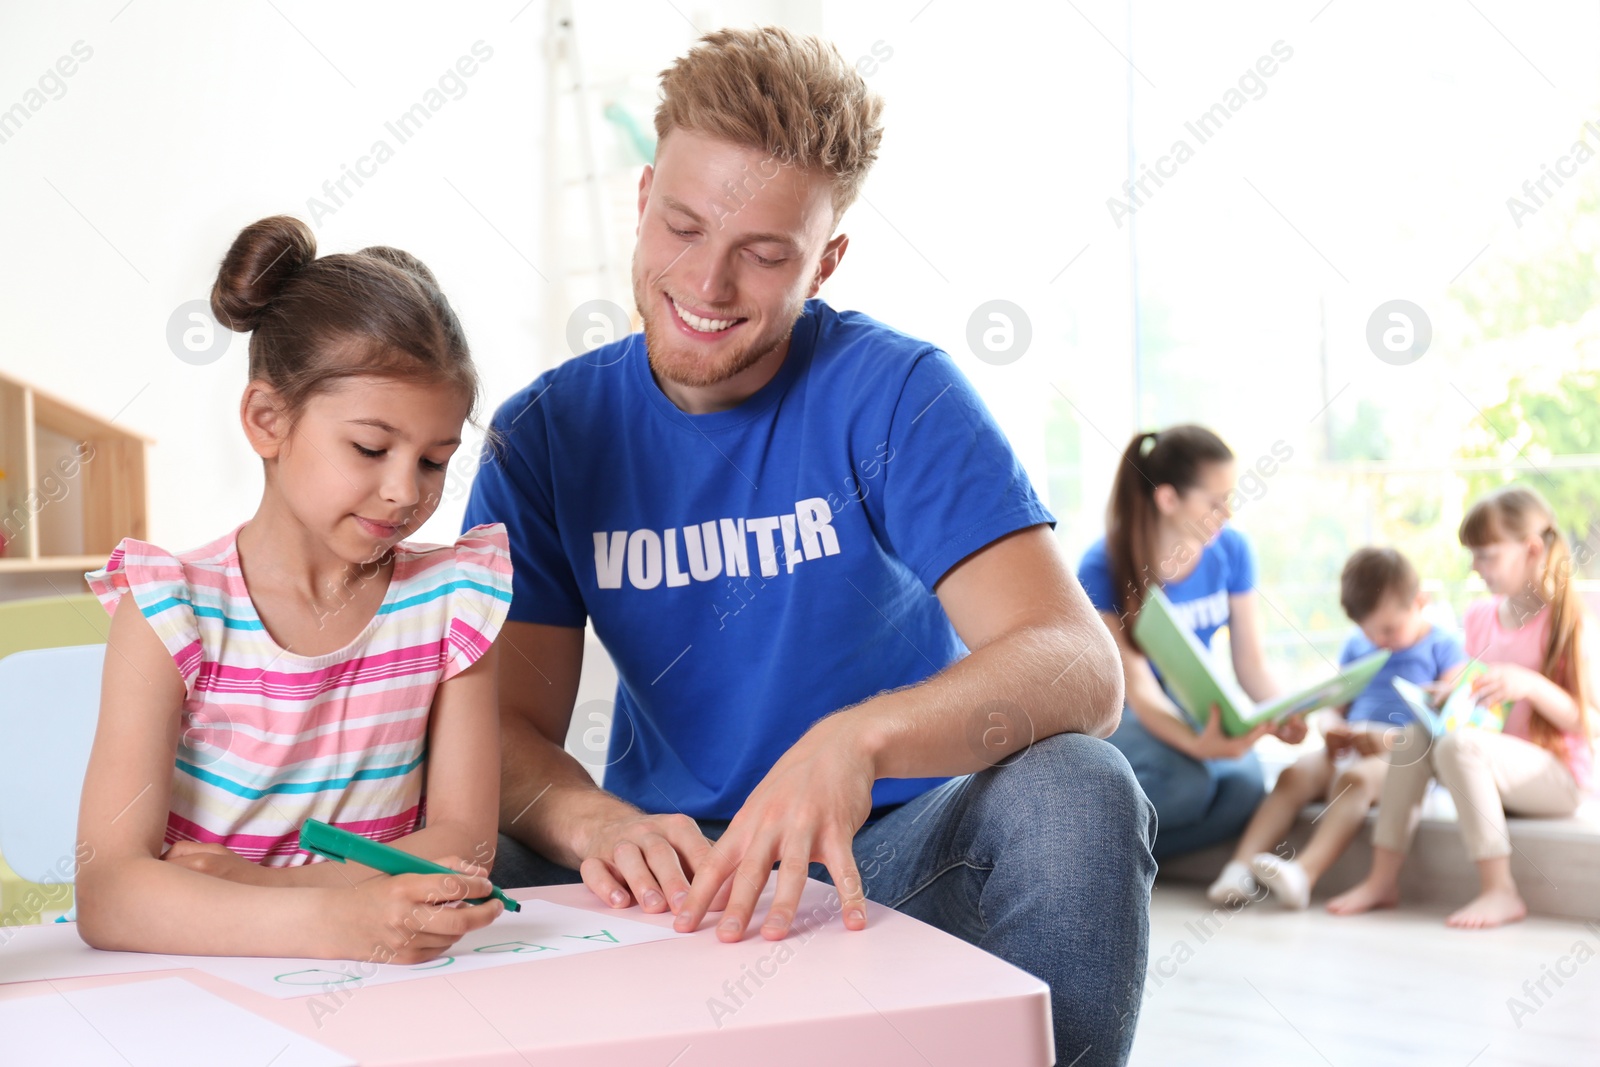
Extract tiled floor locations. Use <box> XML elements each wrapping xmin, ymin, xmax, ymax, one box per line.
<box><xmin>1129</xmin><ymin>884</ymin><xmax>1600</xmax><ymax>1066</ymax></box>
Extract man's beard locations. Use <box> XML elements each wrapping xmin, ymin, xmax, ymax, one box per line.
<box><xmin>633</xmin><ymin>258</ymin><xmax>806</xmax><ymax>389</ymax></box>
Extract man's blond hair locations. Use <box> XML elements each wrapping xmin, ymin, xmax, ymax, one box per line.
<box><xmin>654</xmin><ymin>26</ymin><xmax>885</xmax><ymax>220</ymax></box>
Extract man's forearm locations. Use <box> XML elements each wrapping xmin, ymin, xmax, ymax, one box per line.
<box><xmin>844</xmin><ymin>621</ymin><xmax>1123</xmax><ymax>782</ymax></box>
<box><xmin>498</xmin><ymin>716</ymin><xmax>641</xmax><ymax>869</ymax></box>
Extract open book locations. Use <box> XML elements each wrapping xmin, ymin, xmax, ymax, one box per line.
<box><xmin>1390</xmin><ymin>664</ymin><xmax>1509</xmax><ymax>737</ymax></box>
<box><xmin>1131</xmin><ymin>585</ymin><xmax>1391</xmax><ymax>737</ymax></box>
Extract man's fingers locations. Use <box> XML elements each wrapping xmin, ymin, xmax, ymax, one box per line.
<box><xmin>824</xmin><ymin>838</ymin><xmax>868</xmax><ymax>931</ymax></box>
<box><xmin>674</xmin><ymin>846</ymin><xmax>735</xmax><ymax>932</ymax></box>
<box><xmin>638</xmin><ymin>833</ymin><xmax>694</xmax><ymax>913</ymax></box>
<box><xmin>717</xmin><ymin>850</ymin><xmax>775</xmax><ymax>943</ymax></box>
<box><xmin>708</xmin><ymin>875</ymin><xmax>735</xmax><ymax>913</ymax></box>
<box><xmin>759</xmin><ymin>853</ymin><xmax>813</xmax><ymax>940</ymax></box>
<box><xmin>579</xmin><ymin>856</ymin><xmax>633</xmax><ymax>908</ymax></box>
<box><xmin>657</xmin><ymin>818</ymin><xmax>715</xmax><ymax>912</ymax></box>
<box><xmin>612</xmin><ymin>840</ymin><xmax>668</xmax><ymax>913</ymax></box>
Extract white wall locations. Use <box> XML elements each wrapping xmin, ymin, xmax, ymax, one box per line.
<box><xmin>2</xmin><ymin>2</ymin><xmax>543</xmax><ymax>557</ymax></box>
<box><xmin>1</xmin><ymin>0</ymin><xmax>1137</xmax><ymax>568</ymax></box>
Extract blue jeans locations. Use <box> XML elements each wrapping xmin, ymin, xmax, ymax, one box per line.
<box><xmin>1106</xmin><ymin>709</ymin><xmax>1264</xmax><ymax>861</ymax></box>
<box><xmin>493</xmin><ymin>732</ymin><xmax>1156</xmax><ymax>1067</ymax></box>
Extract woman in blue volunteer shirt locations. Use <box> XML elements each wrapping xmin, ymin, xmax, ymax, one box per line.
<box><xmin>1078</xmin><ymin>425</ymin><xmax>1303</xmax><ymax>860</ymax></box>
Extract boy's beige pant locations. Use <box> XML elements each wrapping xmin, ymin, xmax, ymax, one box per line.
<box><xmin>1372</xmin><ymin>725</ymin><xmax>1581</xmax><ymax>860</ymax></box>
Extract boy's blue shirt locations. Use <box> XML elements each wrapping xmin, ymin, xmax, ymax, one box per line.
<box><xmin>1339</xmin><ymin>624</ymin><xmax>1466</xmax><ymax>726</ymax></box>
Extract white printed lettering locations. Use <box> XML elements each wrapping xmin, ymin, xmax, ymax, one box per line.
<box><xmin>594</xmin><ymin>531</ymin><xmax>626</xmax><ymax>589</ymax></box>
<box><xmin>663</xmin><ymin>528</ymin><xmax>691</xmax><ymax>587</ymax></box>
<box><xmin>746</xmin><ymin>517</ymin><xmax>782</xmax><ymax>578</ymax></box>
<box><xmin>779</xmin><ymin>514</ymin><xmax>801</xmax><ymax>575</ymax></box>
<box><xmin>627</xmin><ymin>529</ymin><xmax>663</xmax><ymax>589</ymax></box>
<box><xmin>721</xmin><ymin>517</ymin><xmax>750</xmax><ymax>577</ymax></box>
<box><xmin>684</xmin><ymin>521</ymin><xmax>723</xmax><ymax>581</ymax></box>
<box><xmin>795</xmin><ymin>497</ymin><xmax>840</xmax><ymax>559</ymax></box>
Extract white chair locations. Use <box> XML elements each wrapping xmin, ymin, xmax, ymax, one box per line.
<box><xmin>0</xmin><ymin>644</ymin><xmax>105</xmax><ymax>887</ymax></box>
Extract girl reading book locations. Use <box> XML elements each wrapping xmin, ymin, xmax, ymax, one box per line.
<box><xmin>1328</xmin><ymin>485</ymin><xmax>1595</xmax><ymax>927</ymax></box>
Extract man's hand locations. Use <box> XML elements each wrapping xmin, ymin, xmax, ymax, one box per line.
<box><xmin>674</xmin><ymin>713</ymin><xmax>877</xmax><ymax>941</ymax></box>
<box><xmin>575</xmin><ymin>811</ymin><xmax>731</xmax><ymax>916</ymax></box>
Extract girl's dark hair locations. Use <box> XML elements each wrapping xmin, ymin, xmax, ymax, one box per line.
<box><xmin>1460</xmin><ymin>483</ymin><xmax>1592</xmax><ymax>754</ymax></box>
<box><xmin>1105</xmin><ymin>424</ymin><xmax>1234</xmax><ymax>622</ymax></box>
<box><xmin>210</xmin><ymin>215</ymin><xmax>479</xmax><ymax>423</ymax></box>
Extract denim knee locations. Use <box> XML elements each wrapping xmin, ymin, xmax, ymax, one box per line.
<box><xmin>973</xmin><ymin>732</ymin><xmax>1157</xmax><ymax>858</ymax></box>
<box><xmin>490</xmin><ymin>832</ymin><xmax>584</xmax><ymax>889</ymax></box>
<box><xmin>1209</xmin><ymin>754</ymin><xmax>1267</xmax><ymax>831</ymax></box>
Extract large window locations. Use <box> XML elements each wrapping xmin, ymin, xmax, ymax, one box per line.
<box><xmin>818</xmin><ymin>2</ymin><xmax>1600</xmax><ymax>684</ymax></box>
<box><xmin>1118</xmin><ymin>2</ymin><xmax>1600</xmax><ymax>680</ymax></box>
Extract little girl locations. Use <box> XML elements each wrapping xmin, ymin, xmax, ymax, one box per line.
<box><xmin>1328</xmin><ymin>485</ymin><xmax>1595</xmax><ymax>928</ymax></box>
<box><xmin>75</xmin><ymin>216</ymin><xmax>513</xmax><ymax>963</ymax></box>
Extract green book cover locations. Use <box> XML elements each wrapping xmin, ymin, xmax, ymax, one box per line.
<box><xmin>1131</xmin><ymin>586</ymin><xmax>1391</xmax><ymax>737</ymax></box>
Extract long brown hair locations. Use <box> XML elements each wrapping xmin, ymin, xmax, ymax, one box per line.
<box><xmin>1106</xmin><ymin>424</ymin><xmax>1234</xmax><ymax>623</ymax></box>
<box><xmin>1459</xmin><ymin>484</ymin><xmax>1593</xmax><ymax>754</ymax></box>
<box><xmin>210</xmin><ymin>215</ymin><xmax>479</xmax><ymax>426</ymax></box>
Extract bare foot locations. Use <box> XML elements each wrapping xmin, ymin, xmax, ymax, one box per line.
<box><xmin>1325</xmin><ymin>877</ymin><xmax>1399</xmax><ymax>916</ymax></box>
<box><xmin>1446</xmin><ymin>888</ymin><xmax>1526</xmax><ymax>930</ymax></box>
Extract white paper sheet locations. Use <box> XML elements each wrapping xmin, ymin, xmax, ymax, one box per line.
<box><xmin>188</xmin><ymin>899</ymin><xmax>684</xmax><ymax>998</ymax></box>
<box><xmin>2</xmin><ymin>899</ymin><xmax>682</xmax><ymax>999</ymax></box>
<box><xmin>0</xmin><ymin>976</ymin><xmax>355</xmax><ymax>1066</ymax></box>
<box><xmin>0</xmin><ymin>922</ymin><xmax>185</xmax><ymax>983</ymax></box>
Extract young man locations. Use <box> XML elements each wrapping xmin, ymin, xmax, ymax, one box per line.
<box><xmin>463</xmin><ymin>27</ymin><xmax>1154</xmax><ymax>1065</ymax></box>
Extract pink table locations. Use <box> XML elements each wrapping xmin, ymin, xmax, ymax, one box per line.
<box><xmin>2</xmin><ymin>877</ymin><xmax>1054</xmax><ymax>1065</ymax></box>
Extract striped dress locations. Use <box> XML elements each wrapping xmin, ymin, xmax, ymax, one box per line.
<box><xmin>85</xmin><ymin>522</ymin><xmax>512</xmax><ymax>866</ymax></box>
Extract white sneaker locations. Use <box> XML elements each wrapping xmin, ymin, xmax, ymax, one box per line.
<box><xmin>1250</xmin><ymin>852</ymin><xmax>1311</xmax><ymax>910</ymax></box>
<box><xmin>1206</xmin><ymin>860</ymin><xmax>1260</xmax><ymax>906</ymax></box>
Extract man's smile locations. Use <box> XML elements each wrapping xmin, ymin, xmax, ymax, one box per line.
<box><xmin>666</xmin><ymin>292</ymin><xmax>748</xmax><ymax>338</ymax></box>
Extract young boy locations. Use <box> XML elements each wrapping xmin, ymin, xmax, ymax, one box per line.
<box><xmin>1205</xmin><ymin>547</ymin><xmax>1467</xmax><ymax>908</ymax></box>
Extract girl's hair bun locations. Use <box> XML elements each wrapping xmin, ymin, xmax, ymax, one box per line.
<box><xmin>210</xmin><ymin>215</ymin><xmax>317</xmax><ymax>332</ymax></box>
<box><xmin>359</xmin><ymin>245</ymin><xmax>439</xmax><ymax>288</ymax></box>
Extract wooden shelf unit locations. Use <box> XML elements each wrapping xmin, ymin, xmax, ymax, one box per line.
<box><xmin>0</xmin><ymin>371</ymin><xmax>150</xmax><ymax>575</ymax></box>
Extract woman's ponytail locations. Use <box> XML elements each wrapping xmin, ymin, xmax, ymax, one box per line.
<box><xmin>1105</xmin><ymin>425</ymin><xmax>1232</xmax><ymax>630</ymax></box>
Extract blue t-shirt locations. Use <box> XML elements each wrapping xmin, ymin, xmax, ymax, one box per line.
<box><xmin>1339</xmin><ymin>626</ymin><xmax>1466</xmax><ymax>726</ymax></box>
<box><xmin>1076</xmin><ymin>526</ymin><xmax>1256</xmax><ymax>652</ymax></box>
<box><xmin>462</xmin><ymin>299</ymin><xmax>1054</xmax><ymax>821</ymax></box>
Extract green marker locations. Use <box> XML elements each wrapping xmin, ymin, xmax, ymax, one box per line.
<box><xmin>298</xmin><ymin>819</ymin><xmax>520</xmax><ymax>912</ymax></box>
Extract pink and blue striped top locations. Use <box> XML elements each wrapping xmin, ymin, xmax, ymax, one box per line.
<box><xmin>85</xmin><ymin>522</ymin><xmax>512</xmax><ymax>866</ymax></box>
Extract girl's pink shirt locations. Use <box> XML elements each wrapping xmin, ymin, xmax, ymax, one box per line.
<box><xmin>1463</xmin><ymin>597</ymin><xmax>1593</xmax><ymax>792</ymax></box>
